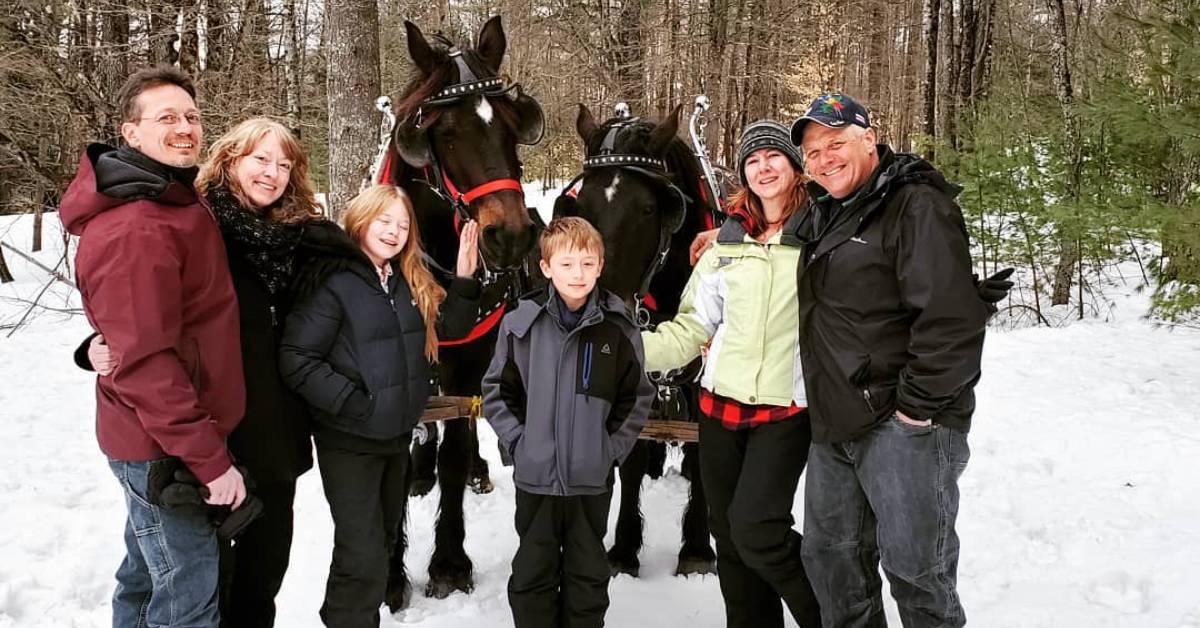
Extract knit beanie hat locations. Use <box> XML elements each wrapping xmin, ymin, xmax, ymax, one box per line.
<box><xmin>737</xmin><ymin>120</ymin><xmax>804</xmax><ymax>183</ymax></box>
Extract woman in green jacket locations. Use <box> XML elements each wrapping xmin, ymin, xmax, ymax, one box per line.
<box><xmin>642</xmin><ymin>120</ymin><xmax>820</xmax><ymax>628</ymax></box>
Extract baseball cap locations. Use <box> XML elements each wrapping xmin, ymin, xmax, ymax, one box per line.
<box><xmin>790</xmin><ymin>93</ymin><xmax>871</xmax><ymax>145</ymax></box>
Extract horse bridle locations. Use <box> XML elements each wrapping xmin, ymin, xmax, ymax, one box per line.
<box><xmin>412</xmin><ymin>48</ymin><xmax>532</xmax><ymax>225</ymax></box>
<box><xmin>560</xmin><ymin>112</ymin><xmax>690</xmax><ymax>322</ymax></box>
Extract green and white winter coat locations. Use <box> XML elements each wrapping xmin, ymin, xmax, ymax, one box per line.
<box><xmin>642</xmin><ymin>211</ymin><xmax>808</xmax><ymax>408</ymax></box>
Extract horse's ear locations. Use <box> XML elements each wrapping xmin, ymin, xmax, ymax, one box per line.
<box><xmin>477</xmin><ymin>15</ymin><xmax>506</xmax><ymax>72</ymax></box>
<box><xmin>648</xmin><ymin>104</ymin><xmax>682</xmax><ymax>156</ymax></box>
<box><xmin>553</xmin><ymin>194</ymin><xmax>580</xmax><ymax>219</ymax></box>
<box><xmin>576</xmin><ymin>104</ymin><xmax>598</xmax><ymax>142</ymax></box>
<box><xmin>406</xmin><ymin>21</ymin><xmax>439</xmax><ymax>75</ymax></box>
<box><xmin>393</xmin><ymin>119</ymin><xmax>432</xmax><ymax>168</ymax></box>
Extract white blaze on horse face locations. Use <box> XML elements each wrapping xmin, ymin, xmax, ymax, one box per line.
<box><xmin>476</xmin><ymin>96</ymin><xmax>494</xmax><ymax>125</ymax></box>
<box><xmin>604</xmin><ymin>173</ymin><xmax>621</xmax><ymax>203</ymax></box>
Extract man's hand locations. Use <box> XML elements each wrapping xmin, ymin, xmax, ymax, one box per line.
<box><xmin>895</xmin><ymin>410</ymin><xmax>932</xmax><ymax>427</ymax></box>
<box><xmin>976</xmin><ymin>267</ymin><xmax>1015</xmax><ymax>304</ymax></box>
<box><xmin>204</xmin><ymin>465</ymin><xmax>246</xmax><ymax>510</ymax></box>
<box><xmin>88</xmin><ymin>334</ymin><xmax>119</xmax><ymax>376</ymax></box>
<box><xmin>689</xmin><ymin>228</ymin><xmax>719</xmax><ymax>265</ymax></box>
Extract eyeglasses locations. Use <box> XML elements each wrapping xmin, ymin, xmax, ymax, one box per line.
<box><xmin>138</xmin><ymin>112</ymin><xmax>203</xmax><ymax>127</ymax></box>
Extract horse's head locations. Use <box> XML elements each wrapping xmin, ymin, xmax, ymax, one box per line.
<box><xmin>390</xmin><ymin>16</ymin><xmax>543</xmax><ymax>270</ymax></box>
<box><xmin>554</xmin><ymin>103</ymin><xmax>702</xmax><ymax>307</ymax></box>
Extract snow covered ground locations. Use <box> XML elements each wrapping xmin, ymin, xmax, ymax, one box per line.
<box><xmin>2</xmin><ymin>191</ymin><xmax>1199</xmax><ymax>627</ymax></box>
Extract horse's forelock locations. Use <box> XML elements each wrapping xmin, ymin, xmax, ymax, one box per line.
<box><xmin>586</xmin><ymin>116</ymin><xmax>711</xmax><ymax>215</ymax></box>
<box><xmin>392</xmin><ymin>43</ymin><xmax>522</xmax><ymax>140</ymax></box>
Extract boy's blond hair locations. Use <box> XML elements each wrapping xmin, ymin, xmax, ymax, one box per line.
<box><xmin>539</xmin><ymin>216</ymin><xmax>604</xmax><ymax>261</ymax></box>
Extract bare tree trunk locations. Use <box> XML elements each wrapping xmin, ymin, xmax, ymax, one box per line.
<box><xmin>284</xmin><ymin>0</ymin><xmax>302</xmax><ymax>133</ymax></box>
<box><xmin>705</xmin><ymin>0</ymin><xmax>731</xmax><ymax>161</ymax></box>
<box><xmin>972</xmin><ymin>0</ymin><xmax>997</xmax><ymax>100</ymax></box>
<box><xmin>943</xmin><ymin>0</ymin><xmax>959</xmax><ymax>154</ymax></box>
<box><xmin>326</xmin><ymin>0</ymin><xmax>380</xmax><ymax>218</ymax></box>
<box><xmin>867</xmin><ymin>0</ymin><xmax>887</xmax><ymax>107</ymax></box>
<box><xmin>0</xmin><ymin>248</ymin><xmax>13</xmax><ymax>283</ymax></box>
<box><xmin>1044</xmin><ymin>0</ymin><xmax>1081</xmax><ymax>306</ymax></box>
<box><xmin>922</xmin><ymin>0</ymin><xmax>941</xmax><ymax>161</ymax></box>
<box><xmin>615</xmin><ymin>0</ymin><xmax>647</xmax><ymax>111</ymax></box>
<box><xmin>205</xmin><ymin>0</ymin><xmax>227</xmax><ymax>73</ymax></box>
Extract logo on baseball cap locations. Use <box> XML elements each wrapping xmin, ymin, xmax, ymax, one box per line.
<box><xmin>790</xmin><ymin>93</ymin><xmax>871</xmax><ymax>145</ymax></box>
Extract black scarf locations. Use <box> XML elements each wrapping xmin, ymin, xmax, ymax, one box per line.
<box><xmin>206</xmin><ymin>185</ymin><xmax>303</xmax><ymax>298</ymax></box>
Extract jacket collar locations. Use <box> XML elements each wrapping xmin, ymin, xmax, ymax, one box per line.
<box><xmin>802</xmin><ymin>146</ymin><xmax>961</xmax><ymax>263</ymax></box>
<box><xmin>717</xmin><ymin>206</ymin><xmax>809</xmax><ymax>247</ymax></box>
<box><xmin>507</xmin><ymin>284</ymin><xmax>633</xmax><ymax>338</ymax></box>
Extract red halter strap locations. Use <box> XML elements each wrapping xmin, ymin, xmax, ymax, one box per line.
<box><xmin>441</xmin><ymin>173</ymin><xmax>525</xmax><ymax>205</ymax></box>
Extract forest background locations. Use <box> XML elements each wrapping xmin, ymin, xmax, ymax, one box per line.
<box><xmin>1</xmin><ymin>0</ymin><xmax>1197</xmax><ymax>322</ymax></box>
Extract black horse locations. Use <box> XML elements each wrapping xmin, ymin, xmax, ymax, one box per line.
<box><xmin>553</xmin><ymin>103</ymin><xmax>719</xmax><ymax>578</ymax></box>
<box><xmin>377</xmin><ymin>16</ymin><xmax>543</xmax><ymax>608</ymax></box>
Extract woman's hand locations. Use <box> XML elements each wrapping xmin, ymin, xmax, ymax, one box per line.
<box><xmin>456</xmin><ymin>220</ymin><xmax>480</xmax><ymax>278</ymax></box>
<box><xmin>89</xmin><ymin>334</ymin><xmax>118</xmax><ymax>376</ymax></box>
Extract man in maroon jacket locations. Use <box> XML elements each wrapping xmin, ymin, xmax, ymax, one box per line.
<box><xmin>60</xmin><ymin>66</ymin><xmax>245</xmax><ymax>628</ymax></box>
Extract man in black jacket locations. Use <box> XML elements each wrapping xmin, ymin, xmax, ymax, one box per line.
<box><xmin>791</xmin><ymin>93</ymin><xmax>988</xmax><ymax>628</ymax></box>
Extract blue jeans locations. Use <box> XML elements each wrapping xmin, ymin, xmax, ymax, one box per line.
<box><xmin>109</xmin><ymin>459</ymin><xmax>220</xmax><ymax>628</ymax></box>
<box><xmin>801</xmin><ymin>416</ymin><xmax>970</xmax><ymax>628</ymax></box>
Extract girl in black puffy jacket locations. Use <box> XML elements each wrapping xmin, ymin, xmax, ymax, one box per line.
<box><xmin>278</xmin><ymin>184</ymin><xmax>480</xmax><ymax>628</ymax></box>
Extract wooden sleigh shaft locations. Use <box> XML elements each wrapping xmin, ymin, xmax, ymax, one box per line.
<box><xmin>421</xmin><ymin>397</ymin><xmax>700</xmax><ymax>443</ymax></box>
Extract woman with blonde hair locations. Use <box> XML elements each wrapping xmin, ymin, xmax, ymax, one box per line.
<box><xmin>81</xmin><ymin>116</ymin><xmax>351</xmax><ymax>627</ymax></box>
<box><xmin>279</xmin><ymin>184</ymin><xmax>480</xmax><ymax>628</ymax></box>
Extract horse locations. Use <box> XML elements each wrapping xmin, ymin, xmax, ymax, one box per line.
<box><xmin>375</xmin><ymin>15</ymin><xmax>544</xmax><ymax>608</ymax></box>
<box><xmin>552</xmin><ymin>103</ymin><xmax>720</xmax><ymax>578</ymax></box>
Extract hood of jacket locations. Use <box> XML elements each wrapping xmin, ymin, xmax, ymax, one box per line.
<box><xmin>60</xmin><ymin>144</ymin><xmax>200</xmax><ymax>235</ymax></box>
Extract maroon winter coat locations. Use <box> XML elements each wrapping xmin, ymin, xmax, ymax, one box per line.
<box><xmin>61</xmin><ymin>144</ymin><xmax>245</xmax><ymax>484</ymax></box>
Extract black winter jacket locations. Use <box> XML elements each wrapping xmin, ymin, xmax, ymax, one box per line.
<box><xmin>796</xmin><ymin>146</ymin><xmax>990</xmax><ymax>444</ymax></box>
<box><xmin>278</xmin><ymin>246</ymin><xmax>480</xmax><ymax>441</ymax></box>
<box><xmin>222</xmin><ymin>240</ymin><xmax>313</xmax><ymax>484</ymax></box>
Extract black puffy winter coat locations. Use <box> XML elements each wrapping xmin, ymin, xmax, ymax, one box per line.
<box><xmin>278</xmin><ymin>246</ymin><xmax>480</xmax><ymax>441</ymax></box>
<box><xmin>796</xmin><ymin>146</ymin><xmax>991</xmax><ymax>444</ymax></box>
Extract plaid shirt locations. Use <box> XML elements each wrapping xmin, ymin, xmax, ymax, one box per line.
<box><xmin>699</xmin><ymin>389</ymin><xmax>804</xmax><ymax>431</ymax></box>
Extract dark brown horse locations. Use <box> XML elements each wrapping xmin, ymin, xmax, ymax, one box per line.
<box><xmin>553</xmin><ymin>103</ymin><xmax>719</xmax><ymax>578</ymax></box>
<box><xmin>377</xmin><ymin>16</ymin><xmax>543</xmax><ymax>608</ymax></box>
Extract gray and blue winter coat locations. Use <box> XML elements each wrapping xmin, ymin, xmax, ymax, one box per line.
<box><xmin>483</xmin><ymin>286</ymin><xmax>654</xmax><ymax>497</ymax></box>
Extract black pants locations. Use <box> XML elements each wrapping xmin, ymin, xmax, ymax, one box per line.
<box><xmin>316</xmin><ymin>436</ymin><xmax>411</xmax><ymax>628</ymax></box>
<box><xmin>219</xmin><ymin>480</ymin><xmax>297</xmax><ymax>628</ymax></box>
<box><xmin>509</xmin><ymin>487</ymin><xmax>613</xmax><ymax>628</ymax></box>
<box><xmin>699</xmin><ymin>413</ymin><xmax>822</xmax><ymax>628</ymax></box>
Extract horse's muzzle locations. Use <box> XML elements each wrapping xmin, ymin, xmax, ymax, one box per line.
<box><xmin>480</xmin><ymin>222</ymin><xmax>537</xmax><ymax>270</ymax></box>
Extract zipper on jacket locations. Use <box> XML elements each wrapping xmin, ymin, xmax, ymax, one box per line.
<box><xmin>862</xmin><ymin>388</ymin><xmax>876</xmax><ymax>413</ymax></box>
<box><xmin>269</xmin><ymin>304</ymin><xmax>278</xmax><ymax>327</ymax></box>
<box><xmin>582</xmin><ymin>342</ymin><xmax>593</xmax><ymax>391</ymax></box>
<box><xmin>554</xmin><ymin>310</ymin><xmax>604</xmax><ymax>494</ymax></box>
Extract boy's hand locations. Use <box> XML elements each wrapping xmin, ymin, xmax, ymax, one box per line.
<box><xmin>88</xmin><ymin>334</ymin><xmax>119</xmax><ymax>376</ymax></box>
<box><xmin>456</xmin><ymin>220</ymin><xmax>480</xmax><ymax>278</ymax></box>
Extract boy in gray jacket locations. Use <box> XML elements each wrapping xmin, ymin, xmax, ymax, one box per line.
<box><xmin>483</xmin><ymin>217</ymin><xmax>653</xmax><ymax>628</ymax></box>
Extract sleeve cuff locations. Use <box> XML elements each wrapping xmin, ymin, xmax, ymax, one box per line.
<box><xmin>449</xmin><ymin>277</ymin><xmax>482</xmax><ymax>300</ymax></box>
<box><xmin>74</xmin><ymin>332</ymin><xmax>100</xmax><ymax>371</ymax></box>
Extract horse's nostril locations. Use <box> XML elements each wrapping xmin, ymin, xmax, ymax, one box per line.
<box><xmin>481</xmin><ymin>225</ymin><xmax>502</xmax><ymax>248</ymax></box>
